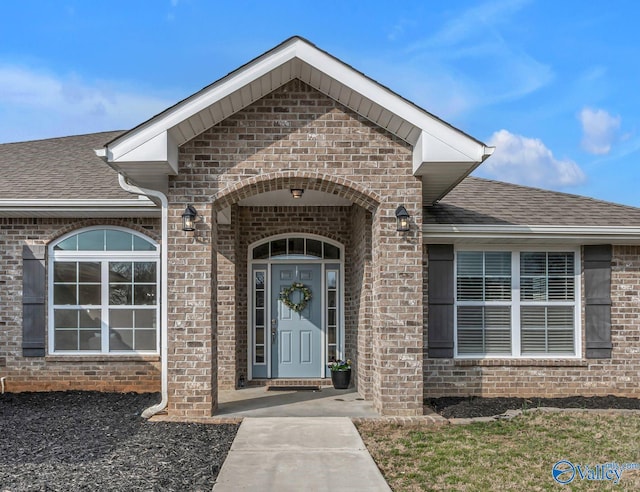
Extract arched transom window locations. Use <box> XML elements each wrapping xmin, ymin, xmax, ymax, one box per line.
<box><xmin>48</xmin><ymin>227</ymin><xmax>160</xmax><ymax>354</ymax></box>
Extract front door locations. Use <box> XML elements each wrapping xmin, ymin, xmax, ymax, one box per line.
<box><xmin>271</xmin><ymin>264</ymin><xmax>322</xmax><ymax>378</ymax></box>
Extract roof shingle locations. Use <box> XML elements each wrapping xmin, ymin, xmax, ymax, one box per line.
<box><xmin>424</xmin><ymin>177</ymin><xmax>640</xmax><ymax>226</ymax></box>
<box><xmin>0</xmin><ymin>131</ymin><xmax>130</xmax><ymax>200</ymax></box>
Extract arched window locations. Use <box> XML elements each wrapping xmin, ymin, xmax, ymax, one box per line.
<box><xmin>48</xmin><ymin>227</ymin><xmax>160</xmax><ymax>354</ymax></box>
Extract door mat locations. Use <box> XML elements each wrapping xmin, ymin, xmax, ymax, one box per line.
<box><xmin>267</xmin><ymin>386</ymin><xmax>321</xmax><ymax>392</ymax></box>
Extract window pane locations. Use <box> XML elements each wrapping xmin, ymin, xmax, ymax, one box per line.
<box><xmin>457</xmin><ymin>277</ymin><xmax>483</xmax><ymax>301</ymax></box>
<box><xmin>79</xmin><ymin>309</ymin><xmax>101</xmax><ymax>328</ymax></box>
<box><xmin>327</xmin><ymin>346</ymin><xmax>337</xmax><ymax>363</ymax></box>
<box><xmin>255</xmin><ymin>271</ymin><xmax>265</xmax><ymax>290</ymax></box>
<box><xmin>134</xmin><ymin>285</ymin><xmax>156</xmax><ymax>305</ymax></box>
<box><xmin>521</xmin><ymin>277</ymin><xmax>547</xmax><ymax>301</ymax></box>
<box><xmin>135</xmin><ymin>330</ymin><xmax>156</xmax><ymax>350</ymax></box>
<box><xmin>78</xmin><ymin>284</ymin><xmax>101</xmax><ymax>305</ymax></box>
<box><xmin>255</xmin><ymin>292</ymin><xmax>264</xmax><ymax>308</ymax></box>
<box><xmin>253</xmin><ymin>243</ymin><xmax>270</xmax><ymax>260</ymax></box>
<box><xmin>54</xmin><ymin>285</ymin><xmax>77</xmax><ymax>305</ymax></box>
<box><xmin>54</xmin><ymin>262</ymin><xmax>76</xmax><ymax>282</ymax></box>
<box><xmin>548</xmin><ymin>277</ymin><xmax>574</xmax><ymax>300</ymax></box>
<box><xmin>135</xmin><ymin>309</ymin><xmax>156</xmax><ymax>328</ymax></box>
<box><xmin>134</xmin><ymin>262</ymin><xmax>156</xmax><ymax>283</ymax></box>
<box><xmin>133</xmin><ymin>235</ymin><xmax>156</xmax><ymax>251</ymax></box>
<box><xmin>457</xmin><ymin>252</ymin><xmax>483</xmax><ymax>276</ymax></box>
<box><xmin>54</xmin><ymin>309</ymin><xmax>77</xmax><ymax>328</ymax></box>
<box><xmin>521</xmin><ymin>306</ymin><xmax>575</xmax><ymax>354</ymax></box>
<box><xmin>79</xmin><ymin>330</ymin><xmax>101</xmax><ymax>350</ymax></box>
<box><xmin>548</xmin><ymin>253</ymin><xmax>573</xmax><ymax>276</ymax></box>
<box><xmin>485</xmin><ymin>252</ymin><xmax>510</xmax><ymax>276</ymax></box>
<box><xmin>324</xmin><ymin>243</ymin><xmax>340</xmax><ymax>259</ymax></box>
<box><xmin>55</xmin><ymin>236</ymin><xmax>78</xmax><ymax>251</ymax></box>
<box><xmin>110</xmin><ymin>309</ymin><xmax>134</xmax><ymax>328</ymax></box>
<box><xmin>110</xmin><ymin>329</ymin><xmax>133</xmax><ymax>351</ymax></box>
<box><xmin>327</xmin><ymin>271</ymin><xmax>337</xmax><ymax>290</ymax></box>
<box><xmin>328</xmin><ymin>309</ymin><xmax>336</xmax><ymax>326</ymax></box>
<box><xmin>77</xmin><ymin>230</ymin><xmax>104</xmax><ymax>251</ymax></box>
<box><xmin>485</xmin><ymin>277</ymin><xmax>511</xmax><ymax>300</ymax></box>
<box><xmin>106</xmin><ymin>230</ymin><xmax>132</xmax><ymax>251</ymax></box>
<box><xmin>328</xmin><ymin>326</ymin><xmax>336</xmax><ymax>344</ymax></box>
<box><xmin>521</xmin><ymin>252</ymin><xmax>546</xmax><ymax>276</ymax></box>
<box><xmin>110</xmin><ymin>285</ymin><xmax>132</xmax><ymax>305</ymax></box>
<box><xmin>55</xmin><ymin>330</ymin><xmax>78</xmax><ymax>350</ymax></box>
<box><xmin>271</xmin><ymin>239</ymin><xmax>286</xmax><ymax>257</ymax></box>
<box><xmin>306</xmin><ymin>239</ymin><xmax>322</xmax><ymax>258</ymax></box>
<box><xmin>327</xmin><ymin>291</ymin><xmax>337</xmax><ymax>308</ymax></box>
<box><xmin>110</xmin><ymin>262</ymin><xmax>132</xmax><ymax>282</ymax></box>
<box><xmin>255</xmin><ymin>346</ymin><xmax>264</xmax><ymax>363</ymax></box>
<box><xmin>457</xmin><ymin>306</ymin><xmax>511</xmax><ymax>355</ymax></box>
<box><xmin>78</xmin><ymin>262</ymin><xmax>101</xmax><ymax>283</ymax></box>
<box><xmin>255</xmin><ymin>327</ymin><xmax>264</xmax><ymax>345</ymax></box>
<box><xmin>255</xmin><ymin>309</ymin><xmax>264</xmax><ymax>326</ymax></box>
<box><xmin>288</xmin><ymin>237</ymin><xmax>305</xmax><ymax>255</ymax></box>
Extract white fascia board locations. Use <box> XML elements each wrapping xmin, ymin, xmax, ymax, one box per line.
<box><xmin>109</xmin><ymin>131</ymin><xmax>178</xmax><ymax>174</ymax></box>
<box><xmin>423</xmin><ymin>224</ymin><xmax>640</xmax><ymax>244</ymax></box>
<box><xmin>413</xmin><ymin>131</ymin><xmax>493</xmax><ymax>175</ymax></box>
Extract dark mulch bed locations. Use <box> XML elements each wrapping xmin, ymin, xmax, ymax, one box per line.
<box><xmin>0</xmin><ymin>391</ymin><xmax>239</xmax><ymax>491</ymax></box>
<box><xmin>427</xmin><ymin>395</ymin><xmax>640</xmax><ymax>419</ymax></box>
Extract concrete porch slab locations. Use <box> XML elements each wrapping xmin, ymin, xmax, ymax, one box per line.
<box><xmin>216</xmin><ymin>386</ymin><xmax>378</xmax><ymax>418</ymax></box>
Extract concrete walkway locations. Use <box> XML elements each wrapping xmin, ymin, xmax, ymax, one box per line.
<box><xmin>212</xmin><ymin>417</ymin><xmax>391</xmax><ymax>491</ymax></box>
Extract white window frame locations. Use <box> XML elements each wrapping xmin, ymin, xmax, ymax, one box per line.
<box><xmin>454</xmin><ymin>246</ymin><xmax>581</xmax><ymax>359</ymax></box>
<box><xmin>48</xmin><ymin>226</ymin><xmax>160</xmax><ymax>355</ymax></box>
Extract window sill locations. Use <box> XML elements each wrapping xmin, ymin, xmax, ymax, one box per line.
<box><xmin>46</xmin><ymin>354</ymin><xmax>160</xmax><ymax>363</ymax></box>
<box><xmin>454</xmin><ymin>359</ymin><xmax>588</xmax><ymax>367</ymax></box>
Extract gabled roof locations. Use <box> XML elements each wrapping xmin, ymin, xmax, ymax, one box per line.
<box><xmin>0</xmin><ymin>132</ymin><xmax>158</xmax><ymax>218</ymax></box>
<box><xmin>100</xmin><ymin>36</ymin><xmax>493</xmax><ymax>203</ymax></box>
<box><xmin>424</xmin><ymin>177</ymin><xmax>640</xmax><ymax>244</ymax></box>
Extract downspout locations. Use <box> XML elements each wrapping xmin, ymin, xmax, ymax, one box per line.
<box><xmin>117</xmin><ymin>174</ymin><xmax>169</xmax><ymax>418</ymax></box>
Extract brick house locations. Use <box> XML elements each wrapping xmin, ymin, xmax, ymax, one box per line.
<box><xmin>2</xmin><ymin>37</ymin><xmax>640</xmax><ymax>418</ymax></box>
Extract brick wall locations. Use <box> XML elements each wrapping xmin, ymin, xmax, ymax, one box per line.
<box><xmin>0</xmin><ymin>217</ymin><xmax>161</xmax><ymax>393</ymax></box>
<box><xmin>423</xmin><ymin>245</ymin><xmax>640</xmax><ymax>398</ymax></box>
<box><xmin>171</xmin><ymin>79</ymin><xmax>423</xmax><ymax>416</ymax></box>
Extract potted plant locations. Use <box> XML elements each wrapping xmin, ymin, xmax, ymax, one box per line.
<box><xmin>328</xmin><ymin>359</ymin><xmax>352</xmax><ymax>389</ymax></box>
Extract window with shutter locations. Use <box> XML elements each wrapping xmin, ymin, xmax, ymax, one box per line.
<box><xmin>455</xmin><ymin>248</ymin><xmax>580</xmax><ymax>358</ymax></box>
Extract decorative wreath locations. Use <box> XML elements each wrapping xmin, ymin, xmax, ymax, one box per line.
<box><xmin>279</xmin><ymin>282</ymin><xmax>312</xmax><ymax>313</ymax></box>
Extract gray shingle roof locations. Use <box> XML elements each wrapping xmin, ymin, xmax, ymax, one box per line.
<box><xmin>0</xmin><ymin>131</ymin><xmax>130</xmax><ymax>200</ymax></box>
<box><xmin>424</xmin><ymin>177</ymin><xmax>640</xmax><ymax>226</ymax></box>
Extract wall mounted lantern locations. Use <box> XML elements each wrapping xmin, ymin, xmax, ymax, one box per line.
<box><xmin>290</xmin><ymin>188</ymin><xmax>304</xmax><ymax>199</ymax></box>
<box><xmin>395</xmin><ymin>205</ymin><xmax>410</xmax><ymax>232</ymax></box>
<box><xmin>181</xmin><ymin>204</ymin><xmax>198</xmax><ymax>232</ymax></box>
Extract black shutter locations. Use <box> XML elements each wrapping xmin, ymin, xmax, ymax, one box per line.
<box><xmin>22</xmin><ymin>245</ymin><xmax>46</xmax><ymax>357</ymax></box>
<box><xmin>428</xmin><ymin>244</ymin><xmax>454</xmax><ymax>358</ymax></box>
<box><xmin>584</xmin><ymin>245</ymin><xmax>612</xmax><ymax>359</ymax></box>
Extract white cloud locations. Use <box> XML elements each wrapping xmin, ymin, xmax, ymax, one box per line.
<box><xmin>579</xmin><ymin>107</ymin><xmax>621</xmax><ymax>155</ymax></box>
<box><xmin>0</xmin><ymin>64</ymin><xmax>173</xmax><ymax>143</ymax></box>
<box><xmin>372</xmin><ymin>0</ymin><xmax>552</xmax><ymax>119</ymax></box>
<box><xmin>478</xmin><ymin>129</ymin><xmax>586</xmax><ymax>187</ymax></box>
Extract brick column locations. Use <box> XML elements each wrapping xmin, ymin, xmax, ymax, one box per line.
<box><xmin>166</xmin><ymin>202</ymin><xmax>217</xmax><ymax>417</ymax></box>
<box><xmin>371</xmin><ymin>202</ymin><xmax>424</xmax><ymax>416</ymax></box>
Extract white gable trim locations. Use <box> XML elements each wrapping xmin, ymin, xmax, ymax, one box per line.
<box><xmin>99</xmin><ymin>37</ymin><xmax>493</xmax><ymax>204</ymax></box>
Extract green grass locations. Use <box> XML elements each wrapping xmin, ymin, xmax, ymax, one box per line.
<box><xmin>357</xmin><ymin>412</ymin><xmax>640</xmax><ymax>491</ymax></box>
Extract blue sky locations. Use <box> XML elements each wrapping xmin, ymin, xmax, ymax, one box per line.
<box><xmin>1</xmin><ymin>1</ymin><xmax>639</xmax><ymax>206</ymax></box>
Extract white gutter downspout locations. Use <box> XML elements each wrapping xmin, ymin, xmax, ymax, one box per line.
<box><xmin>117</xmin><ymin>174</ymin><xmax>169</xmax><ymax>418</ymax></box>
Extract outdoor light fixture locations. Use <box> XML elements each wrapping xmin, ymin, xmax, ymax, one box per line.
<box><xmin>181</xmin><ymin>204</ymin><xmax>198</xmax><ymax>232</ymax></box>
<box><xmin>290</xmin><ymin>188</ymin><xmax>304</xmax><ymax>199</ymax></box>
<box><xmin>395</xmin><ymin>205</ymin><xmax>410</xmax><ymax>232</ymax></box>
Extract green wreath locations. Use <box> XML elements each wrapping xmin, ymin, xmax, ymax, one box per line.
<box><xmin>279</xmin><ymin>282</ymin><xmax>312</xmax><ymax>313</ymax></box>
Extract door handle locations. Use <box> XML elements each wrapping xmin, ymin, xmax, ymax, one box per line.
<box><xmin>271</xmin><ymin>319</ymin><xmax>277</xmax><ymax>343</ymax></box>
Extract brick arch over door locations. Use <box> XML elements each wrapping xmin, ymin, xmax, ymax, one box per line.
<box><xmin>211</xmin><ymin>170</ymin><xmax>382</xmax><ymax>212</ymax></box>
